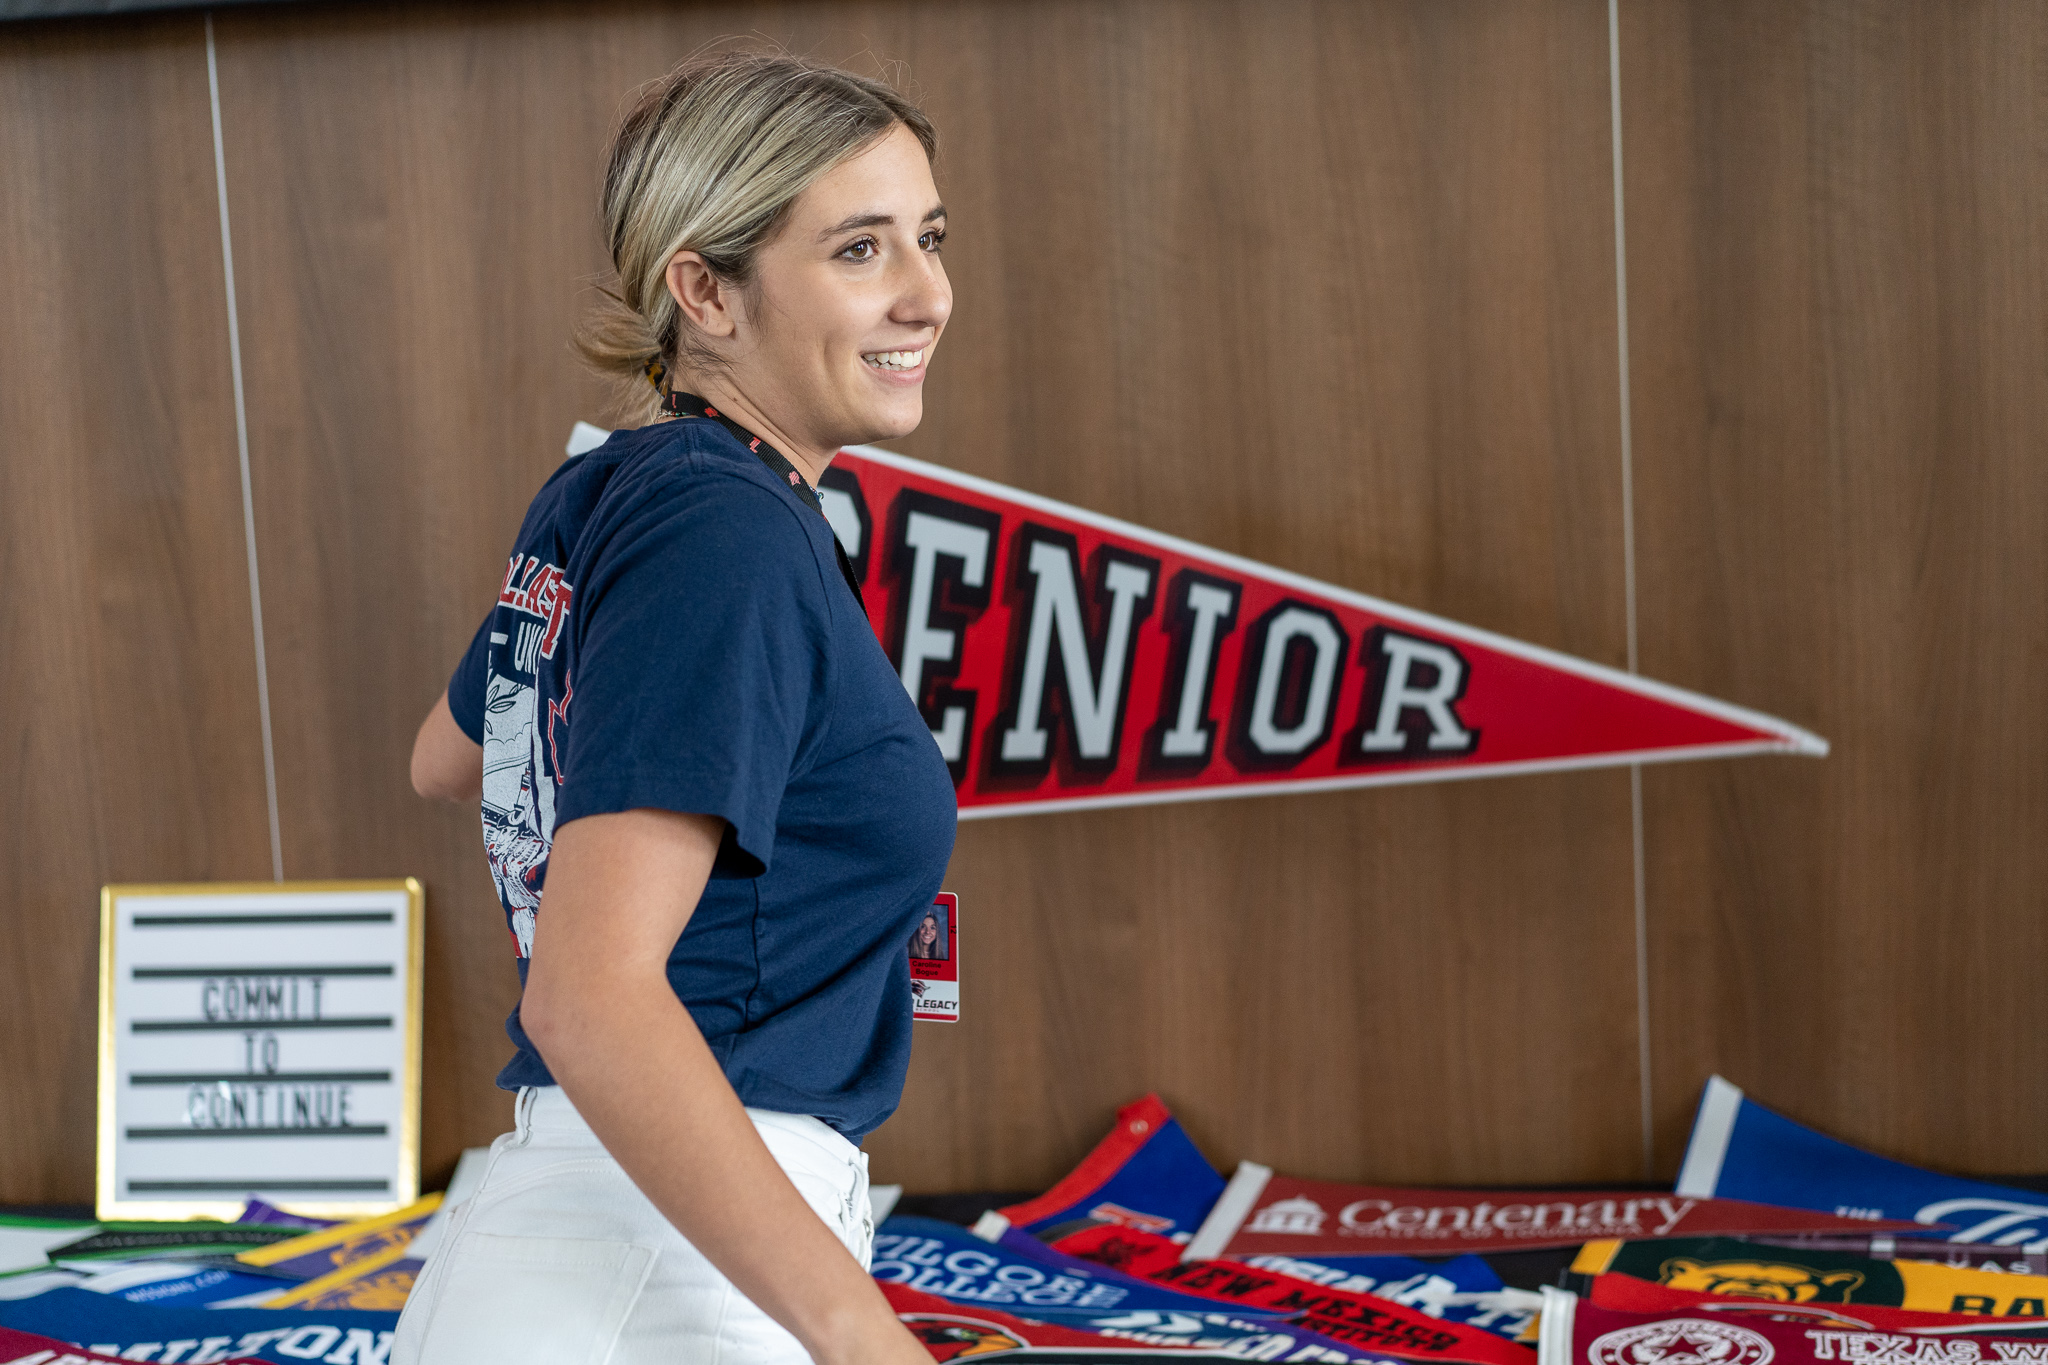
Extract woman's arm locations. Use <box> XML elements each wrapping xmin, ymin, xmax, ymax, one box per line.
<box><xmin>410</xmin><ymin>690</ymin><xmax>483</xmax><ymax>801</ymax></box>
<box><xmin>520</xmin><ymin>808</ymin><xmax>925</xmax><ymax>1365</ymax></box>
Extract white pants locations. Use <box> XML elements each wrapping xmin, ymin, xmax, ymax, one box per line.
<box><xmin>393</xmin><ymin>1086</ymin><xmax>872</xmax><ymax>1365</ymax></box>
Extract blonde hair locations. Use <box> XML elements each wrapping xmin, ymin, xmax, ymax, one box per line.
<box><xmin>577</xmin><ymin>49</ymin><xmax>937</xmax><ymax>422</ymax></box>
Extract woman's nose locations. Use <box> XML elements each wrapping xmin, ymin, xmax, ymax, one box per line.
<box><xmin>893</xmin><ymin>255</ymin><xmax>952</xmax><ymax>331</ymax></box>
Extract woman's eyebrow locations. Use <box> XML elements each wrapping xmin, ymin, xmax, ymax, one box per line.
<box><xmin>817</xmin><ymin>203</ymin><xmax>948</xmax><ymax>240</ymax></box>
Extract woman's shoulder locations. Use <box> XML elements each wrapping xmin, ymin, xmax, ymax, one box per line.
<box><xmin>572</xmin><ymin>422</ymin><xmax>833</xmax><ymax>591</ymax></box>
<box><xmin>603</xmin><ymin>420</ymin><xmax>807</xmax><ymax>517</ymax></box>
<box><xmin>535</xmin><ymin>420</ymin><xmax>810</xmax><ymax>560</ymax></box>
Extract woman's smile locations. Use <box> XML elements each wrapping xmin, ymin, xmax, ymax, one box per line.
<box><xmin>861</xmin><ymin>345</ymin><xmax>929</xmax><ymax>379</ymax></box>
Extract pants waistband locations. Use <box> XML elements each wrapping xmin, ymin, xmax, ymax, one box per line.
<box><xmin>516</xmin><ymin>1085</ymin><xmax>861</xmax><ymax>1166</ymax></box>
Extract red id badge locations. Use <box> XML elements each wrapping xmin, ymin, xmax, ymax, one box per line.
<box><xmin>910</xmin><ymin>892</ymin><xmax>959</xmax><ymax>1022</ymax></box>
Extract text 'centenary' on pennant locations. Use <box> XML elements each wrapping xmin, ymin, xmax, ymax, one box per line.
<box><xmin>814</xmin><ymin>444</ymin><xmax>1825</xmax><ymax>819</ymax></box>
<box><xmin>1181</xmin><ymin>1161</ymin><xmax>1934</xmax><ymax>1261</ymax></box>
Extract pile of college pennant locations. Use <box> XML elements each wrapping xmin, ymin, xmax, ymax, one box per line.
<box><xmin>886</xmin><ymin>1080</ymin><xmax>2048</xmax><ymax>1362</ymax></box>
<box><xmin>5</xmin><ymin>1079</ymin><xmax>2046</xmax><ymax>1362</ymax></box>
<box><xmin>0</xmin><ymin>1191</ymin><xmax>437</xmax><ymax>1361</ymax></box>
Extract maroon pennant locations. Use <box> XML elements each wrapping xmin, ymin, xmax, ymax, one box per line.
<box><xmin>1184</xmin><ymin>1162</ymin><xmax>1937</xmax><ymax>1260</ymax></box>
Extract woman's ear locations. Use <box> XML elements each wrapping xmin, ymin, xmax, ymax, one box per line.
<box><xmin>666</xmin><ymin>250</ymin><xmax>738</xmax><ymax>339</ymax></box>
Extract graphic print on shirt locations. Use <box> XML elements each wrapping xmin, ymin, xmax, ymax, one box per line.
<box><xmin>481</xmin><ymin>667</ymin><xmax>556</xmax><ymax>954</ymax></box>
<box><xmin>481</xmin><ymin>553</ymin><xmax>575</xmax><ymax>958</ymax></box>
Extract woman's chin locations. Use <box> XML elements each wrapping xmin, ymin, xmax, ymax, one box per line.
<box><xmin>846</xmin><ymin>392</ymin><xmax>925</xmax><ymax>445</ymax></box>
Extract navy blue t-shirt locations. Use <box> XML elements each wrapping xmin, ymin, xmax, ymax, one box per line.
<box><xmin>448</xmin><ymin>416</ymin><xmax>957</xmax><ymax>1141</ymax></box>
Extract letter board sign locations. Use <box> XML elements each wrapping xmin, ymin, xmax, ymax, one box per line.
<box><xmin>97</xmin><ymin>880</ymin><xmax>424</xmax><ymax>1220</ymax></box>
<box><xmin>817</xmin><ymin>444</ymin><xmax>1826</xmax><ymax>818</ymax></box>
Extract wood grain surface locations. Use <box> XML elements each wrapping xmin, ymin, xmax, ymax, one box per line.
<box><xmin>1621</xmin><ymin>0</ymin><xmax>2048</xmax><ymax>1175</ymax></box>
<box><xmin>0</xmin><ymin>16</ymin><xmax>276</xmax><ymax>1202</ymax></box>
<box><xmin>872</xmin><ymin>0</ymin><xmax>1646</xmax><ymax>1189</ymax></box>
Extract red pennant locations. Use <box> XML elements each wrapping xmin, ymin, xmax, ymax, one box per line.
<box><xmin>1542</xmin><ymin>1289</ymin><xmax>2048</xmax><ymax>1365</ymax></box>
<box><xmin>878</xmin><ymin>1281</ymin><xmax>1150</xmax><ymax>1359</ymax></box>
<box><xmin>1586</xmin><ymin>1275</ymin><xmax>2048</xmax><ymax>1335</ymax></box>
<box><xmin>1050</xmin><ymin>1223</ymin><xmax>1536</xmax><ymax>1365</ymax></box>
<box><xmin>0</xmin><ymin>1324</ymin><xmax>267</xmax><ymax>1364</ymax></box>
<box><xmin>821</xmin><ymin>446</ymin><xmax>1825</xmax><ymax>818</ymax></box>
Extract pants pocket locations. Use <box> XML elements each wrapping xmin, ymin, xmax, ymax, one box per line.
<box><xmin>403</xmin><ymin>1232</ymin><xmax>655</xmax><ymax>1365</ymax></box>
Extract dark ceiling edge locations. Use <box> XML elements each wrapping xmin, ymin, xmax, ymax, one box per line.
<box><xmin>1</xmin><ymin>0</ymin><xmax>309</xmax><ymax>20</ymax></box>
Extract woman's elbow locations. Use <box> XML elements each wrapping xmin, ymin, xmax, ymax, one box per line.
<box><xmin>519</xmin><ymin>985</ymin><xmax>562</xmax><ymax>1053</ymax></box>
<box><xmin>522</xmin><ymin>953</ymin><xmax>674</xmax><ymax>1070</ymax></box>
<box><xmin>407</xmin><ymin>748</ymin><xmax>439</xmax><ymax>800</ymax></box>
<box><xmin>519</xmin><ymin>969</ymin><xmax>595</xmax><ymax>1064</ymax></box>
<box><xmin>410</xmin><ymin>745</ymin><xmax>477</xmax><ymax>802</ymax></box>
<box><xmin>410</xmin><ymin>693</ymin><xmax>483</xmax><ymax>801</ymax></box>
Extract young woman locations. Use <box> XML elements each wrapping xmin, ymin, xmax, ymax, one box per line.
<box><xmin>402</xmin><ymin>51</ymin><xmax>956</xmax><ymax>1365</ymax></box>
<box><xmin>908</xmin><ymin>911</ymin><xmax>947</xmax><ymax>961</ymax></box>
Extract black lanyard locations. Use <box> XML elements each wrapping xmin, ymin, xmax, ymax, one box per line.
<box><xmin>659</xmin><ymin>390</ymin><xmax>864</xmax><ymax>612</ymax></box>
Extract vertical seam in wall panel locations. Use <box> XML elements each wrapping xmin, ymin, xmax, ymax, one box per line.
<box><xmin>1630</xmin><ymin>765</ymin><xmax>1649</xmax><ymax>1173</ymax></box>
<box><xmin>207</xmin><ymin>12</ymin><xmax>284</xmax><ymax>882</ymax></box>
<box><xmin>1608</xmin><ymin>0</ymin><xmax>1654</xmax><ymax>1179</ymax></box>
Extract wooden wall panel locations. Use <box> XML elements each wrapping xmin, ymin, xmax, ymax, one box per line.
<box><xmin>1623</xmin><ymin>0</ymin><xmax>2048</xmax><ymax>1175</ymax></box>
<box><xmin>215</xmin><ymin>0</ymin><xmax>1642</xmax><ymax>1193</ymax></box>
<box><xmin>207</xmin><ymin>5</ymin><xmax>630</xmax><ymax>1183</ymax></box>
<box><xmin>0</xmin><ymin>17</ymin><xmax>275</xmax><ymax>1201</ymax></box>
<box><xmin>885</xmin><ymin>0</ymin><xmax>1645</xmax><ymax>1189</ymax></box>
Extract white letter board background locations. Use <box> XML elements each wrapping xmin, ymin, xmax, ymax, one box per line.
<box><xmin>98</xmin><ymin>880</ymin><xmax>423</xmax><ymax>1220</ymax></box>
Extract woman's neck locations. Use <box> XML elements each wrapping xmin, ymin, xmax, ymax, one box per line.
<box><xmin>671</xmin><ymin>372</ymin><xmax>834</xmax><ymax>487</ymax></box>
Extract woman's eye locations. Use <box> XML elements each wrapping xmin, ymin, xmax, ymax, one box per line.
<box><xmin>841</xmin><ymin>237</ymin><xmax>878</xmax><ymax>261</ymax></box>
<box><xmin>920</xmin><ymin>229</ymin><xmax>946</xmax><ymax>252</ymax></box>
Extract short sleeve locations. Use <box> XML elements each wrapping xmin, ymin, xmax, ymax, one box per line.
<box><xmin>447</xmin><ymin>611</ymin><xmax>494</xmax><ymax>744</ymax></box>
<box><xmin>555</xmin><ymin>475</ymin><xmax>831</xmax><ymax>876</ymax></box>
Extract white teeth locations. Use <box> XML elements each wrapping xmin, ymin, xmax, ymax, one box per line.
<box><xmin>864</xmin><ymin>348</ymin><xmax>925</xmax><ymax>370</ymax></box>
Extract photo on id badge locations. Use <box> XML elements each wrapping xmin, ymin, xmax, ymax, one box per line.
<box><xmin>910</xmin><ymin>893</ymin><xmax>959</xmax><ymax>1022</ymax></box>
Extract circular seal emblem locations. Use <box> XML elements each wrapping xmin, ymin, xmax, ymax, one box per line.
<box><xmin>1588</xmin><ymin>1318</ymin><xmax>1776</xmax><ymax>1365</ymax></box>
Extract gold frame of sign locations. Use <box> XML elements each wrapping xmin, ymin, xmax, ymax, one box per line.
<box><xmin>96</xmin><ymin>879</ymin><xmax>425</xmax><ymax>1220</ymax></box>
